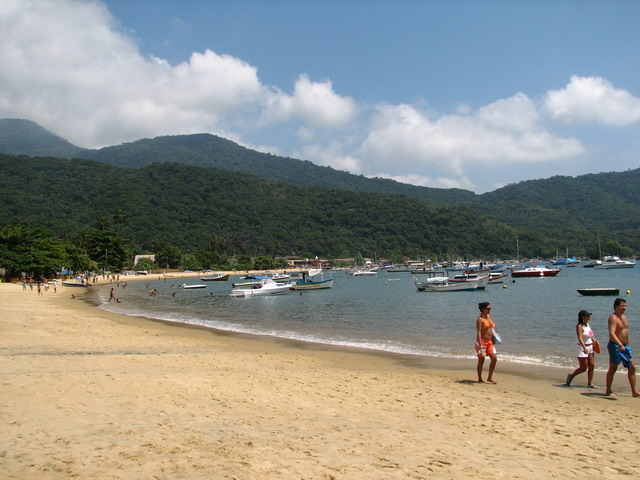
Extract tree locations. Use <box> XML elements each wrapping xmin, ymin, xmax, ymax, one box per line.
<box><xmin>112</xmin><ymin>209</ymin><xmax>127</xmax><ymax>234</ymax></box>
<box><xmin>0</xmin><ymin>222</ymin><xmax>68</xmax><ymax>278</ymax></box>
<box><xmin>181</xmin><ymin>254</ymin><xmax>201</xmax><ymax>271</ymax></box>
<box><xmin>95</xmin><ymin>216</ymin><xmax>110</xmax><ymax>231</ymax></box>
<box><xmin>134</xmin><ymin>257</ymin><xmax>155</xmax><ymax>271</ymax></box>
<box><xmin>156</xmin><ymin>245</ymin><xmax>182</xmax><ymax>268</ymax></box>
<box><xmin>87</xmin><ymin>230</ymin><xmax>129</xmax><ymax>272</ymax></box>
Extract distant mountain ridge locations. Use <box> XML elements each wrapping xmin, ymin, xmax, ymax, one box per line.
<box><xmin>1</xmin><ymin>118</ymin><xmax>639</xmax><ymax>255</ymax></box>
<box><xmin>0</xmin><ymin>118</ymin><xmax>476</xmax><ymax>206</ymax></box>
<box><xmin>0</xmin><ymin>119</ymin><xmax>89</xmax><ymax>158</ymax></box>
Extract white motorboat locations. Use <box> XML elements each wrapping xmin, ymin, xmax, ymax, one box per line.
<box><xmin>180</xmin><ymin>284</ymin><xmax>207</xmax><ymax>289</ymax></box>
<box><xmin>230</xmin><ymin>278</ymin><xmax>291</xmax><ymax>297</ymax></box>
<box><xmin>593</xmin><ymin>256</ymin><xmax>636</xmax><ymax>269</ymax></box>
<box><xmin>270</xmin><ymin>273</ymin><xmax>291</xmax><ymax>281</ymax></box>
<box><xmin>351</xmin><ymin>269</ymin><xmax>378</xmax><ymax>276</ymax></box>
<box><xmin>450</xmin><ymin>273</ymin><xmax>490</xmax><ymax>289</ymax></box>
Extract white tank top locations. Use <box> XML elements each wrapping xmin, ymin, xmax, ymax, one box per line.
<box><xmin>581</xmin><ymin>323</ymin><xmax>594</xmax><ymax>345</ymax></box>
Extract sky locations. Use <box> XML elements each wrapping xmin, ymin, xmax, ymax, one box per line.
<box><xmin>1</xmin><ymin>0</ymin><xmax>639</xmax><ymax>193</ymax></box>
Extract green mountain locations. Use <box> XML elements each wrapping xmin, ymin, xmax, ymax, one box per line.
<box><xmin>0</xmin><ymin>154</ymin><xmax>516</xmax><ymax>259</ymax></box>
<box><xmin>0</xmin><ymin>119</ymin><xmax>89</xmax><ymax>159</ymax></box>
<box><xmin>0</xmin><ymin>119</ymin><xmax>638</xmax><ymax>257</ymax></box>
<box><xmin>0</xmin><ymin>118</ymin><xmax>476</xmax><ymax>206</ymax></box>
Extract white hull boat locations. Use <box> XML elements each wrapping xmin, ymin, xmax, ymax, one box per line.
<box><xmin>593</xmin><ymin>256</ymin><xmax>636</xmax><ymax>269</ymax></box>
<box><xmin>230</xmin><ymin>279</ymin><xmax>291</xmax><ymax>297</ymax></box>
<box><xmin>450</xmin><ymin>273</ymin><xmax>490</xmax><ymax>289</ymax></box>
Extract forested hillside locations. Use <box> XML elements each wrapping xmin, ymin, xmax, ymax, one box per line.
<box><xmin>0</xmin><ymin>154</ymin><xmax>518</xmax><ymax>259</ymax></box>
<box><xmin>0</xmin><ymin>119</ymin><xmax>476</xmax><ymax>206</ymax></box>
<box><xmin>1</xmin><ymin>119</ymin><xmax>639</xmax><ymax>258</ymax></box>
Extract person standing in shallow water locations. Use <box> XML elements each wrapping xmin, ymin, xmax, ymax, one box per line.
<box><xmin>565</xmin><ymin>310</ymin><xmax>598</xmax><ymax>388</ymax></box>
<box><xmin>475</xmin><ymin>302</ymin><xmax>497</xmax><ymax>384</ymax></box>
<box><xmin>605</xmin><ymin>298</ymin><xmax>640</xmax><ymax>397</ymax></box>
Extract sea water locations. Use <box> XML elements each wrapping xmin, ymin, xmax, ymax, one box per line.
<box><xmin>97</xmin><ymin>266</ymin><xmax>640</xmax><ymax>369</ymax></box>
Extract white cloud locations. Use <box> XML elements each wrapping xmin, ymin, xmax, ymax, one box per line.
<box><xmin>544</xmin><ymin>75</ymin><xmax>640</xmax><ymax>126</ymax></box>
<box><xmin>261</xmin><ymin>74</ymin><xmax>356</xmax><ymax>131</ymax></box>
<box><xmin>358</xmin><ymin>98</ymin><xmax>585</xmax><ymax>180</ymax></box>
<box><xmin>0</xmin><ymin>1</ymin><xmax>635</xmax><ymax>194</ymax></box>
<box><xmin>0</xmin><ymin>0</ymin><xmax>265</xmax><ymax>147</ymax></box>
<box><xmin>371</xmin><ymin>172</ymin><xmax>475</xmax><ymax>191</ymax></box>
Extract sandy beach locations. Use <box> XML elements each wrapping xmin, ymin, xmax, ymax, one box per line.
<box><xmin>2</xmin><ymin>280</ymin><xmax>639</xmax><ymax>479</ymax></box>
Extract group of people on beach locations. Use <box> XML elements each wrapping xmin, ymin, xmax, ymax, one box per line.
<box><xmin>475</xmin><ymin>297</ymin><xmax>639</xmax><ymax>397</ymax></box>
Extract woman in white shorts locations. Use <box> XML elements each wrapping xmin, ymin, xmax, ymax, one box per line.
<box><xmin>565</xmin><ymin>310</ymin><xmax>598</xmax><ymax>388</ymax></box>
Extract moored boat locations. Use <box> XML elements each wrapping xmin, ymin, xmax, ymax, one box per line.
<box><xmin>577</xmin><ymin>288</ymin><xmax>620</xmax><ymax>296</ymax></box>
<box><xmin>180</xmin><ymin>284</ymin><xmax>207</xmax><ymax>289</ymax></box>
<box><xmin>593</xmin><ymin>256</ymin><xmax>636</xmax><ymax>269</ymax></box>
<box><xmin>450</xmin><ymin>273</ymin><xmax>490</xmax><ymax>289</ymax></box>
<box><xmin>289</xmin><ymin>269</ymin><xmax>334</xmax><ymax>291</ymax></box>
<box><xmin>511</xmin><ymin>266</ymin><xmax>560</xmax><ymax>278</ymax></box>
<box><xmin>200</xmin><ymin>272</ymin><xmax>230</xmax><ymax>281</ymax></box>
<box><xmin>351</xmin><ymin>269</ymin><xmax>378</xmax><ymax>276</ymax></box>
<box><xmin>415</xmin><ymin>276</ymin><xmax>479</xmax><ymax>292</ymax></box>
<box><xmin>230</xmin><ymin>278</ymin><xmax>291</xmax><ymax>297</ymax></box>
<box><xmin>488</xmin><ymin>272</ymin><xmax>508</xmax><ymax>284</ymax></box>
<box><xmin>424</xmin><ymin>281</ymin><xmax>479</xmax><ymax>292</ymax></box>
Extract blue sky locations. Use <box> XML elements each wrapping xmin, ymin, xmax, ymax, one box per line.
<box><xmin>1</xmin><ymin>0</ymin><xmax>639</xmax><ymax>192</ymax></box>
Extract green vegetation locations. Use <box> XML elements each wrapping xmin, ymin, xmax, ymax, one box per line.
<box><xmin>0</xmin><ymin>155</ymin><xmax>520</xmax><ymax>268</ymax></box>
<box><xmin>0</xmin><ymin>119</ymin><xmax>638</xmax><ymax>279</ymax></box>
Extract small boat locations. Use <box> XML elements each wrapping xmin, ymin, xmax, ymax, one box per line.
<box><xmin>180</xmin><ymin>284</ymin><xmax>207</xmax><ymax>289</ymax></box>
<box><xmin>62</xmin><ymin>278</ymin><xmax>91</xmax><ymax>287</ymax></box>
<box><xmin>230</xmin><ymin>278</ymin><xmax>291</xmax><ymax>297</ymax></box>
<box><xmin>200</xmin><ymin>273</ymin><xmax>230</xmax><ymax>281</ymax></box>
<box><xmin>232</xmin><ymin>275</ymin><xmax>270</xmax><ymax>287</ymax></box>
<box><xmin>511</xmin><ymin>266</ymin><xmax>561</xmax><ymax>278</ymax></box>
<box><xmin>270</xmin><ymin>273</ymin><xmax>291</xmax><ymax>281</ymax></box>
<box><xmin>415</xmin><ymin>276</ymin><xmax>478</xmax><ymax>292</ymax></box>
<box><xmin>423</xmin><ymin>281</ymin><xmax>479</xmax><ymax>292</ymax></box>
<box><xmin>577</xmin><ymin>288</ymin><xmax>620</xmax><ymax>296</ymax></box>
<box><xmin>410</xmin><ymin>267</ymin><xmax>439</xmax><ymax>274</ymax></box>
<box><xmin>351</xmin><ymin>269</ymin><xmax>378</xmax><ymax>276</ymax></box>
<box><xmin>488</xmin><ymin>272</ymin><xmax>508</xmax><ymax>284</ymax></box>
<box><xmin>450</xmin><ymin>273</ymin><xmax>490</xmax><ymax>289</ymax></box>
<box><xmin>385</xmin><ymin>265</ymin><xmax>411</xmax><ymax>273</ymax></box>
<box><xmin>593</xmin><ymin>256</ymin><xmax>636</xmax><ymax>269</ymax></box>
<box><xmin>289</xmin><ymin>269</ymin><xmax>334</xmax><ymax>291</ymax></box>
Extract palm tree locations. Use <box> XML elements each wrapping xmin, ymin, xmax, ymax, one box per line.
<box><xmin>112</xmin><ymin>209</ymin><xmax>127</xmax><ymax>234</ymax></box>
<box><xmin>95</xmin><ymin>216</ymin><xmax>109</xmax><ymax>231</ymax></box>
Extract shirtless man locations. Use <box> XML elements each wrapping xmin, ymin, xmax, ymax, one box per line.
<box><xmin>475</xmin><ymin>301</ymin><xmax>497</xmax><ymax>384</ymax></box>
<box><xmin>605</xmin><ymin>298</ymin><xmax>640</xmax><ymax>397</ymax></box>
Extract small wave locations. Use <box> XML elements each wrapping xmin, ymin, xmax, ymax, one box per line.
<box><xmin>99</xmin><ymin>302</ymin><xmax>579</xmax><ymax>369</ymax></box>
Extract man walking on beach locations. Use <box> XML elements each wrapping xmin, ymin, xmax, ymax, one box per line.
<box><xmin>605</xmin><ymin>298</ymin><xmax>640</xmax><ymax>397</ymax></box>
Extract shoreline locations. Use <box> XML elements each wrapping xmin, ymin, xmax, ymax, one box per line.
<box><xmin>92</xmin><ymin>279</ymin><xmax>612</xmax><ymax>381</ymax></box>
<box><xmin>2</xmin><ymin>282</ymin><xmax>640</xmax><ymax>478</ymax></box>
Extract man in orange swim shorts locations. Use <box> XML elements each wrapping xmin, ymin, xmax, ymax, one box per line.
<box><xmin>475</xmin><ymin>301</ymin><xmax>498</xmax><ymax>384</ymax></box>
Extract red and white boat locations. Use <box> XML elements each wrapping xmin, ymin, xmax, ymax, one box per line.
<box><xmin>511</xmin><ymin>266</ymin><xmax>560</xmax><ymax>278</ymax></box>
